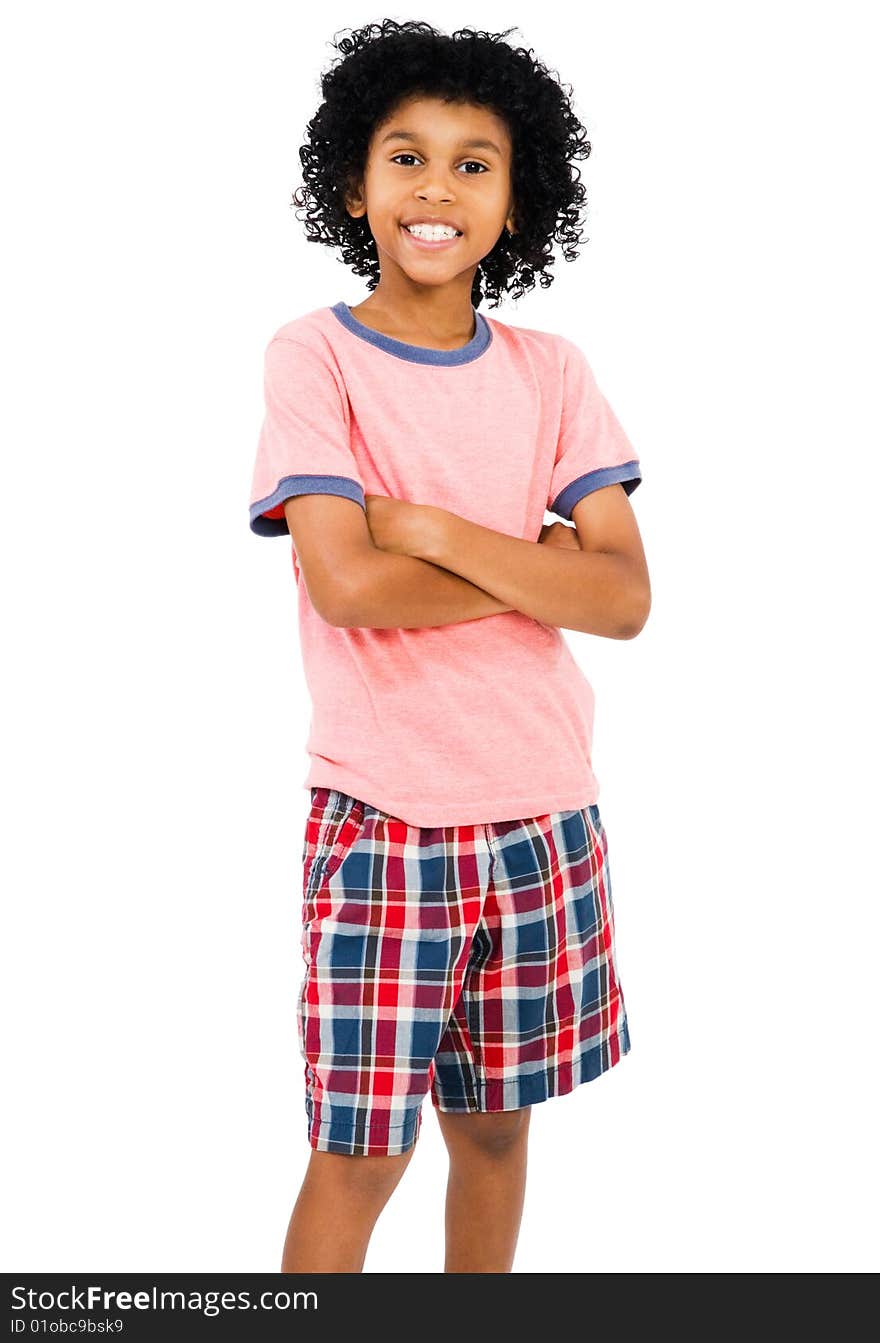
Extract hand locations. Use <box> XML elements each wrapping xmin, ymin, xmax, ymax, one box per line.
<box><xmin>364</xmin><ymin>493</ymin><xmax>441</xmax><ymax>558</ymax></box>
<box><xmin>538</xmin><ymin>520</ymin><xmax>582</xmax><ymax>551</ymax></box>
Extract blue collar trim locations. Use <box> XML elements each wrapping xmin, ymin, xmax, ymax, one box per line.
<box><xmin>330</xmin><ymin>301</ymin><xmax>492</xmax><ymax>366</ymax></box>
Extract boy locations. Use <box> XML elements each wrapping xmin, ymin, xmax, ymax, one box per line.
<box><xmin>248</xmin><ymin>20</ymin><xmax>650</xmax><ymax>1273</ymax></box>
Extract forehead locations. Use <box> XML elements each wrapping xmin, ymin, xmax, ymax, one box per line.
<box><xmin>371</xmin><ymin>95</ymin><xmax>511</xmax><ymax>155</ymax></box>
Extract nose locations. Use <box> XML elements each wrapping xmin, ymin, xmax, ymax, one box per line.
<box><xmin>413</xmin><ymin>164</ymin><xmax>457</xmax><ymax>202</ymax></box>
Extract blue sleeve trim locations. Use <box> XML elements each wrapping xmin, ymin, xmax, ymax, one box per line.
<box><xmin>550</xmin><ymin>461</ymin><xmax>642</xmax><ymax>520</ymax></box>
<box><xmin>249</xmin><ymin>474</ymin><xmax>366</xmax><ymax>536</ymax></box>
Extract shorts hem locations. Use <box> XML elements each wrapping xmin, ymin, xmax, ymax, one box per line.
<box><xmin>306</xmin><ymin>1104</ymin><xmax>423</xmax><ymax>1157</ymax></box>
<box><xmin>430</xmin><ymin>1020</ymin><xmax>631</xmax><ymax>1115</ymax></box>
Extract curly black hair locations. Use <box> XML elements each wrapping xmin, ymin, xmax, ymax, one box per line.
<box><xmin>290</xmin><ymin>19</ymin><xmax>592</xmax><ymax>309</ymax></box>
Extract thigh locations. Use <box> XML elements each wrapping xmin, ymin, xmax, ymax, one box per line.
<box><xmin>433</xmin><ymin>802</ymin><xmax>630</xmax><ymax>1113</ymax></box>
<box><xmin>486</xmin><ymin>803</ymin><xmax>628</xmax><ymax>1044</ymax></box>
<box><xmin>298</xmin><ymin>789</ymin><xmax>494</xmax><ymax>1155</ymax></box>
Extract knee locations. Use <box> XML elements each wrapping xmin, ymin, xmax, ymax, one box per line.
<box><xmin>306</xmin><ymin>1145</ymin><xmax>415</xmax><ymax>1201</ymax></box>
<box><xmin>441</xmin><ymin>1107</ymin><xmax>531</xmax><ymax>1158</ymax></box>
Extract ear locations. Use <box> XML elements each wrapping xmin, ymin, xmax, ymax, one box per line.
<box><xmin>344</xmin><ymin>174</ymin><xmax>367</xmax><ymax>219</ymax></box>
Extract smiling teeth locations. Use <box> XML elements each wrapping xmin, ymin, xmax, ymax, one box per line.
<box><xmin>405</xmin><ymin>224</ymin><xmax>460</xmax><ymax>240</ymax></box>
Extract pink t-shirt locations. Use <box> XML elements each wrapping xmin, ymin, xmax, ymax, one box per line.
<box><xmin>249</xmin><ymin>301</ymin><xmax>642</xmax><ymax>826</ymax></box>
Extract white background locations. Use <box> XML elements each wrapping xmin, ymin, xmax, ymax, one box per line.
<box><xmin>3</xmin><ymin>0</ymin><xmax>878</xmax><ymax>1273</ymax></box>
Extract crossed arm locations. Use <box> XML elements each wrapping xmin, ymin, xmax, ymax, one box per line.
<box><xmin>338</xmin><ymin>488</ymin><xmax>651</xmax><ymax>640</ymax></box>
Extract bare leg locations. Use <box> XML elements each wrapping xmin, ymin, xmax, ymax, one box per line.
<box><xmin>435</xmin><ymin>1107</ymin><xmax>531</xmax><ymax>1273</ymax></box>
<box><xmin>281</xmin><ymin>1145</ymin><xmax>416</xmax><ymax>1273</ymax></box>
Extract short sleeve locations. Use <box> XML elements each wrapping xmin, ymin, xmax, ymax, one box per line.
<box><xmin>546</xmin><ymin>339</ymin><xmax>642</xmax><ymax>520</ymax></box>
<box><xmin>248</xmin><ymin>337</ymin><xmax>367</xmax><ymax>537</ymax></box>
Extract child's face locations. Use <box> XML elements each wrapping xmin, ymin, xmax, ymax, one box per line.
<box><xmin>345</xmin><ymin>94</ymin><xmax>516</xmax><ymax>296</ymax></box>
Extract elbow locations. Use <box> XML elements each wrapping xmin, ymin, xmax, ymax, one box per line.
<box><xmin>325</xmin><ymin>548</ymin><xmax>382</xmax><ymax>627</ymax></box>
<box><xmin>618</xmin><ymin>585</ymin><xmax>652</xmax><ymax>640</ymax></box>
<box><xmin>304</xmin><ymin>575</ymin><xmax>364</xmax><ymax>629</ymax></box>
<box><xmin>326</xmin><ymin>597</ymin><xmax>360</xmax><ymax>629</ymax></box>
<box><xmin>327</xmin><ymin>576</ymin><xmax>370</xmax><ymax>629</ymax></box>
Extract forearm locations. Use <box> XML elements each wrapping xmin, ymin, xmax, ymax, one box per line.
<box><xmin>338</xmin><ymin>547</ymin><xmax>514</xmax><ymax>629</ymax></box>
<box><xmin>414</xmin><ymin>512</ymin><xmax>644</xmax><ymax>638</ymax></box>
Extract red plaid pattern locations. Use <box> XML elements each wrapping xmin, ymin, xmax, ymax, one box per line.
<box><xmin>298</xmin><ymin>787</ymin><xmax>631</xmax><ymax>1155</ymax></box>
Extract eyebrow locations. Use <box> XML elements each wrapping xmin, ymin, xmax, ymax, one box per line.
<box><xmin>379</xmin><ymin>130</ymin><xmax>504</xmax><ymax>157</ymax></box>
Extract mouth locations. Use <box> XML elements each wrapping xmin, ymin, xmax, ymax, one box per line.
<box><xmin>400</xmin><ymin>224</ymin><xmax>463</xmax><ymax>251</ymax></box>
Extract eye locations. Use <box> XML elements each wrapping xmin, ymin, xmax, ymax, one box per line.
<box><xmin>390</xmin><ymin>154</ymin><xmax>489</xmax><ymax>174</ymax></box>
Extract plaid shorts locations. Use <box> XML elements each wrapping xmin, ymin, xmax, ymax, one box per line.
<box><xmin>298</xmin><ymin>786</ymin><xmax>632</xmax><ymax>1156</ymax></box>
